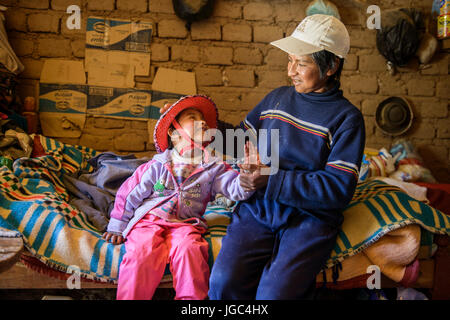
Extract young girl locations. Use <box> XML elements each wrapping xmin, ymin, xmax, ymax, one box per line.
<box><xmin>102</xmin><ymin>95</ymin><xmax>255</xmax><ymax>300</ymax></box>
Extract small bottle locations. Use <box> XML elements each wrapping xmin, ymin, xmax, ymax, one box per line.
<box><xmin>437</xmin><ymin>0</ymin><xmax>450</xmax><ymax>39</ymax></box>
<box><xmin>22</xmin><ymin>112</ymin><xmax>38</xmax><ymax>133</ymax></box>
<box><xmin>21</xmin><ymin>96</ymin><xmax>39</xmax><ymax>133</ymax></box>
<box><xmin>23</xmin><ymin>96</ymin><xmax>36</xmax><ymax>112</ymax></box>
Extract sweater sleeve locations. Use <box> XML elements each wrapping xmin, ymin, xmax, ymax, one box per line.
<box><xmin>106</xmin><ymin>160</ymin><xmax>158</xmax><ymax>234</ymax></box>
<box><xmin>264</xmin><ymin>120</ymin><xmax>365</xmax><ymax>211</ymax></box>
<box><xmin>212</xmin><ymin>163</ymin><xmax>255</xmax><ymax>201</ymax></box>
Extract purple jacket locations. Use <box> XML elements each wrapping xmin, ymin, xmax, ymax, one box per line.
<box><xmin>107</xmin><ymin>149</ymin><xmax>254</xmax><ymax>237</ymax></box>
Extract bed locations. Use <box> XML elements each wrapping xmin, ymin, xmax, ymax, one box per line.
<box><xmin>0</xmin><ymin>134</ymin><xmax>449</xmax><ymax>299</ymax></box>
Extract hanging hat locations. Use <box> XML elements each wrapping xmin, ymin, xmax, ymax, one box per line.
<box><xmin>153</xmin><ymin>95</ymin><xmax>218</xmax><ymax>153</ymax></box>
<box><xmin>375</xmin><ymin>96</ymin><xmax>414</xmax><ymax>136</ymax></box>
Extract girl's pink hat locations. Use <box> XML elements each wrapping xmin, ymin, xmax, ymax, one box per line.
<box><xmin>153</xmin><ymin>95</ymin><xmax>218</xmax><ymax>153</ymax></box>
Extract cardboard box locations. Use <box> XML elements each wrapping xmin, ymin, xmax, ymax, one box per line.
<box><xmin>38</xmin><ymin>60</ymin><xmax>87</xmax><ymax>138</ymax></box>
<box><xmin>87</xmin><ymin>62</ymin><xmax>135</xmax><ymax>88</ymax></box>
<box><xmin>147</xmin><ymin>67</ymin><xmax>197</xmax><ymax>144</ymax></box>
<box><xmin>85</xmin><ymin>16</ymin><xmax>153</xmax><ymax>76</ymax></box>
<box><xmin>86</xmin><ymin>86</ymin><xmax>152</xmax><ymax>120</ymax></box>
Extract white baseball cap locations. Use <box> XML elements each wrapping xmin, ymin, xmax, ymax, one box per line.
<box><xmin>270</xmin><ymin>14</ymin><xmax>350</xmax><ymax>59</ymax></box>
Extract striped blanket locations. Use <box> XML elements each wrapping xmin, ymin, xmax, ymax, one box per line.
<box><xmin>0</xmin><ymin>135</ymin><xmax>449</xmax><ymax>283</ymax></box>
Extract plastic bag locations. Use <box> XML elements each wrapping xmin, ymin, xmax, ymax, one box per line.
<box><xmin>172</xmin><ymin>0</ymin><xmax>215</xmax><ymax>30</ymax></box>
<box><xmin>358</xmin><ymin>148</ymin><xmax>396</xmax><ymax>182</ymax></box>
<box><xmin>305</xmin><ymin>0</ymin><xmax>341</xmax><ymax>20</ymax></box>
<box><xmin>389</xmin><ymin>139</ymin><xmax>437</xmax><ymax>183</ymax></box>
<box><xmin>376</xmin><ymin>8</ymin><xmax>424</xmax><ymax>66</ymax></box>
<box><xmin>0</xmin><ymin>12</ymin><xmax>24</xmax><ymax>74</ymax></box>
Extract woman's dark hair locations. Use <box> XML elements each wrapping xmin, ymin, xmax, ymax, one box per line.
<box><xmin>311</xmin><ymin>50</ymin><xmax>344</xmax><ymax>85</ymax></box>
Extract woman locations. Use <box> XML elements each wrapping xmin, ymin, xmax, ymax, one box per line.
<box><xmin>207</xmin><ymin>14</ymin><xmax>366</xmax><ymax>299</ymax></box>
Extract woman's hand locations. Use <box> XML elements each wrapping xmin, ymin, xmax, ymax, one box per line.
<box><xmin>160</xmin><ymin>103</ymin><xmax>172</xmax><ymax>114</ymax></box>
<box><xmin>102</xmin><ymin>231</ymin><xmax>124</xmax><ymax>245</ymax></box>
<box><xmin>238</xmin><ymin>141</ymin><xmax>270</xmax><ymax>191</ymax></box>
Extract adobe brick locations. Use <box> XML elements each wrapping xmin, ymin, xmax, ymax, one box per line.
<box><xmin>4</xmin><ymin>9</ymin><xmax>27</xmax><ymax>32</ymax></box>
<box><xmin>223</xmin><ymin>69</ymin><xmax>255</xmax><ymax>87</ymax></box>
<box><xmin>171</xmin><ymin>45</ymin><xmax>200</xmax><ymax>63</ymax></box>
<box><xmin>20</xmin><ymin>58</ymin><xmax>44</xmax><ymax>79</ymax></box>
<box><xmin>274</xmin><ymin>3</ymin><xmax>305</xmax><ymax>22</ymax></box>
<box><xmin>253</xmin><ymin>25</ymin><xmax>283</xmax><ymax>43</ymax></box>
<box><xmin>359</xmin><ymin>54</ymin><xmax>387</xmax><ymax>73</ymax></box>
<box><xmin>213</xmin><ymin>1</ymin><xmax>242</xmax><ymax>18</ymax></box>
<box><xmin>233</xmin><ymin>47</ymin><xmax>263</xmax><ymax>65</ymax></box>
<box><xmin>149</xmin><ymin>0</ymin><xmax>175</xmax><ymax>13</ymax></box>
<box><xmin>203</xmin><ymin>47</ymin><xmax>233</xmax><ymax>65</ymax></box>
<box><xmin>348</xmin><ymin>75</ymin><xmax>378</xmax><ymax>94</ymax></box>
<box><xmin>18</xmin><ymin>0</ymin><xmax>48</xmax><ymax>9</ymax></box>
<box><xmin>407</xmin><ymin>79</ymin><xmax>435</xmax><ymax>97</ymax></box>
<box><xmin>71</xmin><ymin>39</ymin><xmax>85</xmax><ymax>58</ymax></box>
<box><xmin>28</xmin><ymin>13</ymin><xmax>60</xmax><ymax>33</ymax></box>
<box><xmin>158</xmin><ymin>19</ymin><xmax>188</xmax><ymax>38</ymax></box>
<box><xmin>194</xmin><ymin>67</ymin><xmax>223</xmax><ymax>86</ymax></box>
<box><xmin>265</xmin><ymin>48</ymin><xmax>288</xmax><ymax>67</ymax></box>
<box><xmin>116</xmin><ymin>0</ymin><xmax>147</xmax><ymax>12</ymax></box>
<box><xmin>243</xmin><ymin>2</ymin><xmax>273</xmax><ymax>21</ymax></box>
<box><xmin>436</xmin><ymin>79</ymin><xmax>449</xmax><ymax>99</ymax></box>
<box><xmin>343</xmin><ymin>54</ymin><xmax>358</xmax><ymax>71</ymax></box>
<box><xmin>257</xmin><ymin>70</ymin><xmax>289</xmax><ymax>89</ymax></box>
<box><xmin>191</xmin><ymin>21</ymin><xmax>221</xmax><ymax>40</ymax></box>
<box><xmin>437</xmin><ymin>118</ymin><xmax>450</xmax><ymax>138</ymax></box>
<box><xmin>88</xmin><ymin>0</ymin><xmax>115</xmax><ymax>11</ymax></box>
<box><xmin>378</xmin><ymin>74</ymin><xmax>407</xmax><ymax>96</ymax></box>
<box><xmin>52</xmin><ymin>0</ymin><xmax>81</xmax><ymax>11</ymax></box>
<box><xmin>9</xmin><ymin>38</ymin><xmax>34</xmax><ymax>56</ymax></box>
<box><xmin>151</xmin><ymin>43</ymin><xmax>169</xmax><ymax>62</ymax></box>
<box><xmin>223</xmin><ymin>23</ymin><xmax>252</xmax><ymax>42</ymax></box>
<box><xmin>38</xmin><ymin>38</ymin><xmax>71</xmax><ymax>57</ymax></box>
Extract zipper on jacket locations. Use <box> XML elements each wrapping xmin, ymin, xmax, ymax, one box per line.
<box><xmin>164</xmin><ymin>160</ymin><xmax>209</xmax><ymax>220</ymax></box>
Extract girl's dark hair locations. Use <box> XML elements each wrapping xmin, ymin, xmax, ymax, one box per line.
<box><xmin>167</xmin><ymin>124</ymin><xmax>175</xmax><ymax>149</ymax></box>
<box><xmin>311</xmin><ymin>50</ymin><xmax>344</xmax><ymax>85</ymax></box>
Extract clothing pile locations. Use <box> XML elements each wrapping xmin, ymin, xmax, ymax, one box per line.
<box><xmin>63</xmin><ymin>152</ymin><xmax>151</xmax><ymax>231</ymax></box>
<box><xmin>358</xmin><ymin>139</ymin><xmax>437</xmax><ymax>184</ymax></box>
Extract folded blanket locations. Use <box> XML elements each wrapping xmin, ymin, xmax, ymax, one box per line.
<box><xmin>0</xmin><ymin>135</ymin><xmax>449</xmax><ymax>284</ymax></box>
<box><xmin>329</xmin><ymin>179</ymin><xmax>449</xmax><ymax>268</ymax></box>
<box><xmin>317</xmin><ymin>224</ymin><xmax>421</xmax><ymax>285</ymax></box>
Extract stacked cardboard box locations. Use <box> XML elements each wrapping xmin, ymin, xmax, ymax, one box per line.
<box><xmin>38</xmin><ymin>16</ymin><xmax>197</xmax><ymax>144</ymax></box>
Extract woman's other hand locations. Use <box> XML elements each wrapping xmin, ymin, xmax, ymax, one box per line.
<box><xmin>160</xmin><ymin>103</ymin><xmax>172</xmax><ymax>114</ymax></box>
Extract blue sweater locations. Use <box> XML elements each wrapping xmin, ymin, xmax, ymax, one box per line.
<box><xmin>239</xmin><ymin>83</ymin><xmax>365</xmax><ymax>229</ymax></box>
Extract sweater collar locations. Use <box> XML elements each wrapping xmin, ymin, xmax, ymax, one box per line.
<box><xmin>297</xmin><ymin>81</ymin><xmax>343</xmax><ymax>102</ymax></box>
<box><xmin>153</xmin><ymin>148</ymin><xmax>219</xmax><ymax>169</ymax></box>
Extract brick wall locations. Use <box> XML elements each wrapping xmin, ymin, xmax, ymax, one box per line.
<box><xmin>3</xmin><ymin>0</ymin><xmax>450</xmax><ymax>181</ymax></box>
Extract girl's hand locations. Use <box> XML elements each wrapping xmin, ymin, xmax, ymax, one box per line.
<box><xmin>238</xmin><ymin>141</ymin><xmax>259</xmax><ymax>173</ymax></box>
<box><xmin>238</xmin><ymin>141</ymin><xmax>270</xmax><ymax>191</ymax></box>
<box><xmin>102</xmin><ymin>232</ymin><xmax>124</xmax><ymax>245</ymax></box>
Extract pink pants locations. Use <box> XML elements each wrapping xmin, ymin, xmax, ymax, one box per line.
<box><xmin>116</xmin><ymin>214</ymin><xmax>209</xmax><ymax>300</ymax></box>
